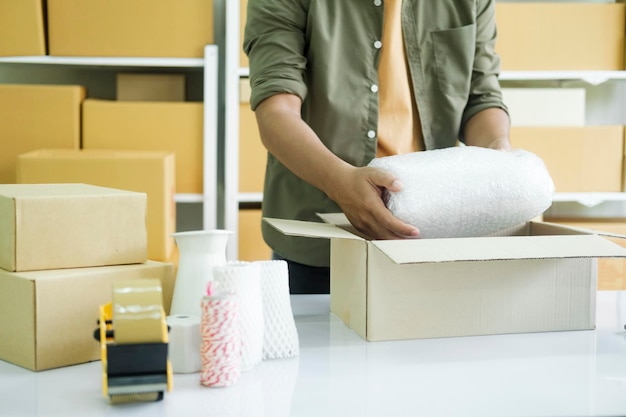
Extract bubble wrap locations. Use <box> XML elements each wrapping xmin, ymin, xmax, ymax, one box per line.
<box><xmin>257</xmin><ymin>260</ymin><xmax>300</xmax><ymax>360</ymax></box>
<box><xmin>213</xmin><ymin>262</ymin><xmax>264</xmax><ymax>372</ymax></box>
<box><xmin>367</xmin><ymin>146</ymin><xmax>555</xmax><ymax>238</ymax></box>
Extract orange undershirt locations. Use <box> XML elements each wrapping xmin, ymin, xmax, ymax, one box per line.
<box><xmin>376</xmin><ymin>0</ymin><xmax>424</xmax><ymax>157</ymax></box>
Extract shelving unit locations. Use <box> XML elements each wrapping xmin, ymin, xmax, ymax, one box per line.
<box><xmin>0</xmin><ymin>45</ymin><xmax>220</xmax><ymax>230</ymax></box>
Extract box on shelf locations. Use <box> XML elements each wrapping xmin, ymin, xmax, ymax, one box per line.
<box><xmin>502</xmin><ymin>88</ymin><xmax>586</xmax><ymax>127</ymax></box>
<box><xmin>117</xmin><ymin>73</ymin><xmax>186</xmax><ymax>102</ymax></box>
<box><xmin>82</xmin><ymin>99</ymin><xmax>203</xmax><ymax>194</ymax></box>
<box><xmin>509</xmin><ymin>126</ymin><xmax>624</xmax><ymax>193</ymax></box>
<box><xmin>0</xmin><ymin>261</ymin><xmax>175</xmax><ymax>371</ymax></box>
<box><xmin>0</xmin><ymin>183</ymin><xmax>147</xmax><ymax>272</ymax></box>
<box><xmin>541</xmin><ymin>218</ymin><xmax>626</xmax><ymax>291</ymax></box>
<box><xmin>239</xmin><ymin>78</ymin><xmax>267</xmax><ymax>193</ymax></box>
<box><xmin>47</xmin><ymin>0</ymin><xmax>214</xmax><ymax>58</ymax></box>
<box><xmin>265</xmin><ymin>214</ymin><xmax>626</xmax><ymax>342</ymax></box>
<box><xmin>16</xmin><ymin>149</ymin><xmax>176</xmax><ymax>262</ymax></box>
<box><xmin>0</xmin><ymin>0</ymin><xmax>46</xmax><ymax>56</ymax></box>
<box><xmin>495</xmin><ymin>3</ymin><xmax>625</xmax><ymax>71</ymax></box>
<box><xmin>0</xmin><ymin>84</ymin><xmax>85</xmax><ymax>184</ymax></box>
<box><xmin>239</xmin><ymin>208</ymin><xmax>271</xmax><ymax>261</ymax></box>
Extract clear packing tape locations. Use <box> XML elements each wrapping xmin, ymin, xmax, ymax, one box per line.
<box><xmin>367</xmin><ymin>146</ymin><xmax>555</xmax><ymax>238</ymax></box>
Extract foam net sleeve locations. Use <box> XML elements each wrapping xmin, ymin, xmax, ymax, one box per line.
<box><xmin>367</xmin><ymin>146</ymin><xmax>555</xmax><ymax>238</ymax></box>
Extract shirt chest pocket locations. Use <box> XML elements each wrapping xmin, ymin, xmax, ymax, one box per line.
<box><xmin>431</xmin><ymin>23</ymin><xmax>476</xmax><ymax>97</ymax></box>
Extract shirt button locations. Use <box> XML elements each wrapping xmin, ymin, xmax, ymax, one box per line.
<box><xmin>367</xmin><ymin>130</ymin><xmax>376</xmax><ymax>139</ymax></box>
<box><xmin>374</xmin><ymin>0</ymin><xmax>382</xmax><ymax>6</ymax></box>
<box><xmin>370</xmin><ymin>84</ymin><xmax>379</xmax><ymax>93</ymax></box>
<box><xmin>374</xmin><ymin>40</ymin><xmax>382</xmax><ymax>49</ymax></box>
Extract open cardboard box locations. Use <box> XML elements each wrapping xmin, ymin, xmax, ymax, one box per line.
<box><xmin>265</xmin><ymin>214</ymin><xmax>626</xmax><ymax>342</ymax></box>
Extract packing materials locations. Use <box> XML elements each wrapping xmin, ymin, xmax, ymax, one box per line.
<box><xmin>82</xmin><ymin>99</ymin><xmax>203</xmax><ymax>194</ymax></box>
<box><xmin>0</xmin><ymin>183</ymin><xmax>147</xmax><ymax>272</ymax></box>
<box><xmin>0</xmin><ymin>0</ymin><xmax>46</xmax><ymax>56</ymax></box>
<box><xmin>112</xmin><ymin>279</ymin><xmax>165</xmax><ymax>345</ymax></box>
<box><xmin>117</xmin><ymin>74</ymin><xmax>186</xmax><ymax>102</ymax></box>
<box><xmin>213</xmin><ymin>263</ymin><xmax>264</xmax><ymax>372</ymax></box>
<box><xmin>510</xmin><ymin>126</ymin><xmax>624</xmax><ymax>193</ymax></box>
<box><xmin>495</xmin><ymin>3</ymin><xmax>625</xmax><ymax>71</ymax></box>
<box><xmin>200</xmin><ymin>292</ymin><xmax>241</xmax><ymax>387</ymax></box>
<box><xmin>16</xmin><ymin>149</ymin><xmax>176</xmax><ymax>262</ymax></box>
<box><xmin>239</xmin><ymin>78</ymin><xmax>267</xmax><ymax>193</ymax></box>
<box><xmin>502</xmin><ymin>88</ymin><xmax>586</xmax><ymax>127</ymax></box>
<box><xmin>0</xmin><ymin>261</ymin><xmax>175</xmax><ymax>371</ymax></box>
<box><xmin>265</xmin><ymin>214</ymin><xmax>626</xmax><ymax>342</ymax></box>
<box><xmin>0</xmin><ymin>84</ymin><xmax>85</xmax><ymax>184</ymax></box>
<box><xmin>166</xmin><ymin>315</ymin><xmax>201</xmax><ymax>374</ymax></box>
<box><xmin>258</xmin><ymin>260</ymin><xmax>299</xmax><ymax>360</ymax></box>
<box><xmin>368</xmin><ymin>147</ymin><xmax>554</xmax><ymax>238</ymax></box>
<box><xmin>47</xmin><ymin>0</ymin><xmax>214</xmax><ymax>58</ymax></box>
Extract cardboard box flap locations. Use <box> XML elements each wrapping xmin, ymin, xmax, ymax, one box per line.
<box><xmin>317</xmin><ymin>212</ymin><xmax>352</xmax><ymax>226</ymax></box>
<box><xmin>372</xmin><ymin>234</ymin><xmax>626</xmax><ymax>265</ymax></box>
<box><xmin>264</xmin><ymin>218</ymin><xmax>363</xmax><ymax>241</ymax></box>
<box><xmin>541</xmin><ymin>221</ymin><xmax>626</xmax><ymax>241</ymax></box>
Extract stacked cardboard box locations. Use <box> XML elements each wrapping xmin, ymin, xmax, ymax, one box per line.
<box><xmin>47</xmin><ymin>0</ymin><xmax>214</xmax><ymax>58</ymax></box>
<box><xmin>0</xmin><ymin>0</ymin><xmax>46</xmax><ymax>56</ymax></box>
<box><xmin>16</xmin><ymin>149</ymin><xmax>177</xmax><ymax>262</ymax></box>
<box><xmin>0</xmin><ymin>84</ymin><xmax>85</xmax><ymax>184</ymax></box>
<box><xmin>0</xmin><ymin>184</ymin><xmax>175</xmax><ymax>371</ymax></box>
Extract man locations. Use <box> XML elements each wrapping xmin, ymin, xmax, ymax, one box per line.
<box><xmin>244</xmin><ymin>0</ymin><xmax>511</xmax><ymax>294</ymax></box>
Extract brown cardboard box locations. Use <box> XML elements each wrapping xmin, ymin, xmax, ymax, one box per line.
<box><xmin>0</xmin><ymin>261</ymin><xmax>175</xmax><ymax>371</ymax></box>
<box><xmin>0</xmin><ymin>84</ymin><xmax>85</xmax><ymax>184</ymax></box>
<box><xmin>239</xmin><ymin>208</ymin><xmax>271</xmax><ymax>261</ymax></box>
<box><xmin>16</xmin><ymin>149</ymin><xmax>176</xmax><ymax>262</ymax></box>
<box><xmin>0</xmin><ymin>0</ymin><xmax>46</xmax><ymax>56</ymax></box>
<box><xmin>542</xmin><ymin>219</ymin><xmax>626</xmax><ymax>291</ymax></box>
<box><xmin>510</xmin><ymin>126</ymin><xmax>624</xmax><ymax>193</ymax></box>
<box><xmin>266</xmin><ymin>214</ymin><xmax>626</xmax><ymax>342</ymax></box>
<box><xmin>47</xmin><ymin>0</ymin><xmax>214</xmax><ymax>58</ymax></box>
<box><xmin>82</xmin><ymin>99</ymin><xmax>203</xmax><ymax>194</ymax></box>
<box><xmin>239</xmin><ymin>79</ymin><xmax>266</xmax><ymax>193</ymax></box>
<box><xmin>0</xmin><ymin>183</ymin><xmax>147</xmax><ymax>272</ymax></box>
<box><xmin>117</xmin><ymin>73</ymin><xmax>186</xmax><ymax>102</ymax></box>
<box><xmin>495</xmin><ymin>3</ymin><xmax>625</xmax><ymax>71</ymax></box>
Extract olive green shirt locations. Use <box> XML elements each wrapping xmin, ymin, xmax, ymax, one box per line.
<box><xmin>244</xmin><ymin>0</ymin><xmax>508</xmax><ymax>267</ymax></box>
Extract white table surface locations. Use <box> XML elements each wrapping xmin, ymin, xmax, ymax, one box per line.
<box><xmin>2</xmin><ymin>292</ymin><xmax>626</xmax><ymax>417</ymax></box>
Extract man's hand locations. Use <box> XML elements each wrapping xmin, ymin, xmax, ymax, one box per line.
<box><xmin>326</xmin><ymin>165</ymin><xmax>420</xmax><ymax>240</ymax></box>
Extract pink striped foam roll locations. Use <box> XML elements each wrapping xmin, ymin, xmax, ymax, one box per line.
<box><xmin>200</xmin><ymin>293</ymin><xmax>241</xmax><ymax>387</ymax></box>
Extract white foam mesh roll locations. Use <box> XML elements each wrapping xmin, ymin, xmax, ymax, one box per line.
<box><xmin>257</xmin><ymin>260</ymin><xmax>300</xmax><ymax>360</ymax></box>
<box><xmin>367</xmin><ymin>146</ymin><xmax>555</xmax><ymax>238</ymax></box>
<box><xmin>213</xmin><ymin>262</ymin><xmax>264</xmax><ymax>372</ymax></box>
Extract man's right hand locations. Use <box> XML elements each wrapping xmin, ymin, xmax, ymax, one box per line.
<box><xmin>326</xmin><ymin>165</ymin><xmax>420</xmax><ymax>240</ymax></box>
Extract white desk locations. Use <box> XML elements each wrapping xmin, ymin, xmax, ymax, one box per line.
<box><xmin>2</xmin><ymin>292</ymin><xmax>626</xmax><ymax>417</ymax></box>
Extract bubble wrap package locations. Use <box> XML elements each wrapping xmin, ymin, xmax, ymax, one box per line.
<box><xmin>367</xmin><ymin>146</ymin><xmax>555</xmax><ymax>238</ymax></box>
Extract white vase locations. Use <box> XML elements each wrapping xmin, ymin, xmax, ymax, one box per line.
<box><xmin>169</xmin><ymin>230</ymin><xmax>232</xmax><ymax>318</ymax></box>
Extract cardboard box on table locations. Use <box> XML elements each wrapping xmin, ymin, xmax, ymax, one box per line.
<box><xmin>82</xmin><ymin>99</ymin><xmax>203</xmax><ymax>194</ymax></box>
<box><xmin>0</xmin><ymin>84</ymin><xmax>85</xmax><ymax>184</ymax></box>
<box><xmin>509</xmin><ymin>126</ymin><xmax>624</xmax><ymax>193</ymax></box>
<box><xmin>495</xmin><ymin>3</ymin><xmax>625</xmax><ymax>71</ymax></box>
<box><xmin>0</xmin><ymin>183</ymin><xmax>147</xmax><ymax>272</ymax></box>
<box><xmin>0</xmin><ymin>0</ymin><xmax>46</xmax><ymax>56</ymax></box>
<box><xmin>0</xmin><ymin>261</ymin><xmax>175</xmax><ymax>371</ymax></box>
<box><xmin>16</xmin><ymin>149</ymin><xmax>176</xmax><ymax>262</ymax></box>
<box><xmin>47</xmin><ymin>0</ymin><xmax>214</xmax><ymax>58</ymax></box>
<box><xmin>265</xmin><ymin>214</ymin><xmax>626</xmax><ymax>342</ymax></box>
